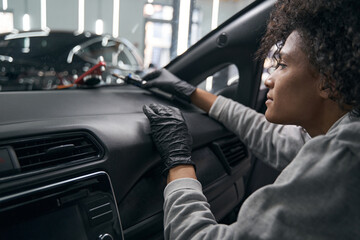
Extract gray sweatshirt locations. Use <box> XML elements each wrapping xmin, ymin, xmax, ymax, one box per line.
<box><xmin>163</xmin><ymin>96</ymin><xmax>360</xmax><ymax>240</ymax></box>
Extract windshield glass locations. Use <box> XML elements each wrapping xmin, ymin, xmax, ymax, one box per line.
<box><xmin>0</xmin><ymin>0</ymin><xmax>255</xmax><ymax>91</ymax></box>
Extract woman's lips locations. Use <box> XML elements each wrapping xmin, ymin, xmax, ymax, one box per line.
<box><xmin>266</xmin><ymin>95</ymin><xmax>273</xmax><ymax>105</ymax></box>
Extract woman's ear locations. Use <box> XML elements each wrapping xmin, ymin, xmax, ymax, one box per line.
<box><xmin>318</xmin><ymin>76</ymin><xmax>336</xmax><ymax>100</ymax></box>
<box><xmin>319</xmin><ymin>86</ymin><xmax>331</xmax><ymax>99</ymax></box>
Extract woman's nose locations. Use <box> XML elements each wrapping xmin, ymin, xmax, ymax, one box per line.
<box><xmin>264</xmin><ymin>77</ymin><xmax>274</xmax><ymax>89</ymax></box>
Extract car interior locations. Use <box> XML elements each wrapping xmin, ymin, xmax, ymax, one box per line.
<box><xmin>0</xmin><ymin>0</ymin><xmax>280</xmax><ymax>239</ymax></box>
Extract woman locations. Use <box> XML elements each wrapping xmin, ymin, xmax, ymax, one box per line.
<box><xmin>142</xmin><ymin>0</ymin><xmax>360</xmax><ymax>239</ymax></box>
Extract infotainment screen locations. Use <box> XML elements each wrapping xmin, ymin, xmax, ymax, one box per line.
<box><xmin>2</xmin><ymin>205</ymin><xmax>88</xmax><ymax>240</ymax></box>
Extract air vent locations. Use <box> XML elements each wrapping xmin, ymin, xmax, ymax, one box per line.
<box><xmin>4</xmin><ymin>132</ymin><xmax>104</xmax><ymax>172</ymax></box>
<box><xmin>211</xmin><ymin>136</ymin><xmax>248</xmax><ymax>174</ymax></box>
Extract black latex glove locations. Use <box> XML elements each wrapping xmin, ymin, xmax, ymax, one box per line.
<box><xmin>143</xmin><ymin>103</ymin><xmax>195</xmax><ymax>174</ymax></box>
<box><xmin>142</xmin><ymin>69</ymin><xmax>196</xmax><ymax>102</ymax></box>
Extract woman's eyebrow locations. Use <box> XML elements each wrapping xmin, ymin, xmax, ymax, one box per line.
<box><xmin>279</xmin><ymin>52</ymin><xmax>291</xmax><ymax>61</ymax></box>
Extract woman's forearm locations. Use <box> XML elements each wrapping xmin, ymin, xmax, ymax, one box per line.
<box><xmin>190</xmin><ymin>88</ymin><xmax>218</xmax><ymax>113</ymax></box>
<box><xmin>167</xmin><ymin>165</ymin><xmax>197</xmax><ymax>184</ymax></box>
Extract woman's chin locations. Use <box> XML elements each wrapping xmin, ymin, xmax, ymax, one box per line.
<box><xmin>264</xmin><ymin>110</ymin><xmax>274</xmax><ymax>122</ymax></box>
<box><xmin>265</xmin><ymin>111</ymin><xmax>282</xmax><ymax>124</ymax></box>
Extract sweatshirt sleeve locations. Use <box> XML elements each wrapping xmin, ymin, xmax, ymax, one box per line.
<box><xmin>209</xmin><ymin>96</ymin><xmax>310</xmax><ymax>170</ymax></box>
<box><xmin>163</xmin><ymin>178</ymin><xmax>237</xmax><ymax>240</ymax></box>
<box><xmin>164</xmin><ymin>131</ymin><xmax>360</xmax><ymax>240</ymax></box>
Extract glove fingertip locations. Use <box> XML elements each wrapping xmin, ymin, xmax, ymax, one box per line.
<box><xmin>142</xmin><ymin>104</ymin><xmax>154</xmax><ymax>117</ymax></box>
<box><xmin>143</xmin><ymin>69</ymin><xmax>162</xmax><ymax>81</ymax></box>
<box><xmin>148</xmin><ymin>103</ymin><xmax>164</xmax><ymax>113</ymax></box>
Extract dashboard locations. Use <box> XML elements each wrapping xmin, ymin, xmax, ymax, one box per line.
<box><xmin>0</xmin><ymin>85</ymin><xmax>251</xmax><ymax>239</ymax></box>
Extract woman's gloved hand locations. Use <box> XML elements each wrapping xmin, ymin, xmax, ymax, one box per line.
<box><xmin>143</xmin><ymin>103</ymin><xmax>195</xmax><ymax>174</ymax></box>
<box><xmin>142</xmin><ymin>69</ymin><xmax>196</xmax><ymax>102</ymax></box>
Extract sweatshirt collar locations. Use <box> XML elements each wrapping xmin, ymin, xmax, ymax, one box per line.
<box><xmin>326</xmin><ymin>112</ymin><xmax>350</xmax><ymax>135</ymax></box>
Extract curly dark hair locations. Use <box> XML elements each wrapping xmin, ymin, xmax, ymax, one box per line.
<box><xmin>257</xmin><ymin>0</ymin><xmax>360</xmax><ymax>116</ymax></box>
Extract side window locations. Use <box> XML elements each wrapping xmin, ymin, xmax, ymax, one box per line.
<box><xmin>197</xmin><ymin>64</ymin><xmax>239</xmax><ymax>94</ymax></box>
<box><xmin>255</xmin><ymin>45</ymin><xmax>278</xmax><ymax>112</ymax></box>
<box><xmin>260</xmin><ymin>45</ymin><xmax>278</xmax><ymax>90</ymax></box>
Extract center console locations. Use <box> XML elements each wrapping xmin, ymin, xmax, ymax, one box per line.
<box><xmin>0</xmin><ymin>171</ymin><xmax>123</xmax><ymax>240</ymax></box>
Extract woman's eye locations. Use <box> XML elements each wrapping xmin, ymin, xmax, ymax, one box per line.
<box><xmin>276</xmin><ymin>63</ymin><xmax>287</xmax><ymax>70</ymax></box>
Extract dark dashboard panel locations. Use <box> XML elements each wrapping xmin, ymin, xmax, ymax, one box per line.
<box><xmin>0</xmin><ymin>86</ymin><xmax>251</xmax><ymax>239</ymax></box>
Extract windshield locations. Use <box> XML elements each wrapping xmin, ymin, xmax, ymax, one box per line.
<box><xmin>0</xmin><ymin>0</ymin><xmax>255</xmax><ymax>91</ymax></box>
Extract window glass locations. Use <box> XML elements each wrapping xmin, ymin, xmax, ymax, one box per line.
<box><xmin>144</xmin><ymin>4</ymin><xmax>173</xmax><ymax>21</ymax></box>
<box><xmin>260</xmin><ymin>45</ymin><xmax>278</xmax><ymax>90</ymax></box>
<box><xmin>0</xmin><ymin>12</ymin><xmax>14</xmax><ymax>33</ymax></box>
<box><xmin>0</xmin><ymin>0</ymin><xmax>256</xmax><ymax>91</ymax></box>
<box><xmin>76</xmin><ymin>39</ymin><xmax>139</xmax><ymax>69</ymax></box>
<box><xmin>117</xmin><ymin>44</ymin><xmax>140</xmax><ymax>68</ymax></box>
<box><xmin>197</xmin><ymin>64</ymin><xmax>239</xmax><ymax>94</ymax></box>
<box><xmin>143</xmin><ymin>0</ymin><xmax>256</xmax><ymax>68</ymax></box>
<box><xmin>144</xmin><ymin>21</ymin><xmax>172</xmax><ymax>68</ymax></box>
<box><xmin>218</xmin><ymin>0</ymin><xmax>255</xmax><ymax>25</ymax></box>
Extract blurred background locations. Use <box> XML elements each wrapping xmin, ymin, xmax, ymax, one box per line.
<box><xmin>0</xmin><ymin>0</ymin><xmax>254</xmax><ymax>69</ymax></box>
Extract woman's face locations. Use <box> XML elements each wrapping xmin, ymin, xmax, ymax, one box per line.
<box><xmin>264</xmin><ymin>31</ymin><xmax>323</xmax><ymax>129</ymax></box>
